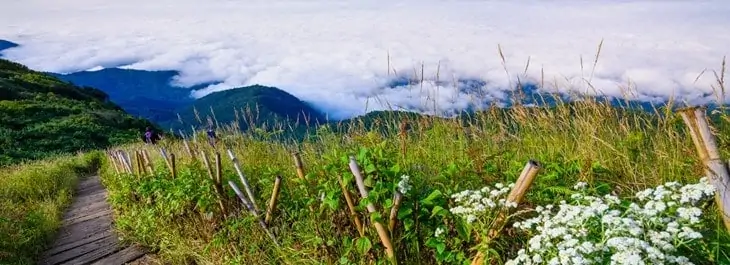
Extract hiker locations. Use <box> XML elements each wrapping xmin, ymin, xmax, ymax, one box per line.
<box><xmin>206</xmin><ymin>126</ymin><xmax>217</xmax><ymax>147</ymax></box>
<box><xmin>142</xmin><ymin>127</ymin><xmax>159</xmax><ymax>145</ymax></box>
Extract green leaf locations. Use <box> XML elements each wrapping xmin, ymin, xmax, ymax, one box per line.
<box><xmin>421</xmin><ymin>190</ymin><xmax>443</xmax><ymax>206</ymax></box>
<box><xmin>430</xmin><ymin>205</ymin><xmax>448</xmax><ymax>218</ymax></box>
<box><xmin>365</xmin><ymin>163</ymin><xmax>376</xmax><ymax>174</ymax></box>
<box><xmin>397</xmin><ymin>205</ymin><xmax>413</xmax><ymax>219</ymax></box>
<box><xmin>355</xmin><ymin>237</ymin><xmax>372</xmax><ymax>254</ymax></box>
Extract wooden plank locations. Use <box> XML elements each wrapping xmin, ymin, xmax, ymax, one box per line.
<box><xmin>45</xmin><ymin>230</ymin><xmax>114</xmax><ymax>256</ymax></box>
<box><xmin>53</xmin><ymin>215</ymin><xmax>113</xmax><ymax>246</ymax></box>
<box><xmin>64</xmin><ymin>200</ymin><xmax>110</xmax><ymax>219</ymax></box>
<box><xmin>89</xmin><ymin>246</ymin><xmax>147</xmax><ymax>265</ymax></box>
<box><xmin>40</xmin><ymin>234</ymin><xmax>118</xmax><ymax>265</ymax></box>
<box><xmin>61</xmin><ymin>241</ymin><xmax>124</xmax><ymax>265</ymax></box>
<box><xmin>63</xmin><ymin>209</ymin><xmax>112</xmax><ymax>227</ymax></box>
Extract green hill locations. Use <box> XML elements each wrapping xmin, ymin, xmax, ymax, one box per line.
<box><xmin>0</xmin><ymin>59</ymin><xmax>156</xmax><ymax>166</ymax></box>
<box><xmin>163</xmin><ymin>85</ymin><xmax>326</xmax><ymax>134</ymax></box>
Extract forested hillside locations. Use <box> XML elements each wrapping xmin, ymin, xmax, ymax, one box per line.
<box><xmin>0</xmin><ymin>59</ymin><xmax>156</xmax><ymax>166</ymax></box>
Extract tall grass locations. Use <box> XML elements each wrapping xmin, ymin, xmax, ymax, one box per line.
<box><xmin>0</xmin><ymin>151</ymin><xmax>103</xmax><ymax>265</ymax></box>
<box><xmin>101</xmin><ymin>51</ymin><xmax>730</xmax><ymax>264</ymax></box>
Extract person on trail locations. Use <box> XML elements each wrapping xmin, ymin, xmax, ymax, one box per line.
<box><xmin>143</xmin><ymin>127</ymin><xmax>158</xmax><ymax>145</ymax></box>
<box><xmin>206</xmin><ymin>126</ymin><xmax>217</xmax><ymax>147</ymax></box>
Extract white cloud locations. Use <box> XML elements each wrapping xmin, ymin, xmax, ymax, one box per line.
<box><xmin>1</xmin><ymin>0</ymin><xmax>729</xmax><ymax>119</ymax></box>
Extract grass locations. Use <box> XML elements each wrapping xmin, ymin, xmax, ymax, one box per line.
<box><xmin>100</xmin><ymin>95</ymin><xmax>730</xmax><ymax>264</ymax></box>
<box><xmin>0</xmin><ymin>151</ymin><xmax>103</xmax><ymax>265</ymax></box>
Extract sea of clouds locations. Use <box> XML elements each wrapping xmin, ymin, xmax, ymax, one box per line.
<box><xmin>1</xmin><ymin>0</ymin><xmax>729</xmax><ymax>119</ymax></box>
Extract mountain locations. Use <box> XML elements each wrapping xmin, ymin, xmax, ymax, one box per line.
<box><xmin>0</xmin><ymin>40</ymin><xmax>19</xmax><ymax>54</ymax></box>
<box><xmin>51</xmin><ymin>68</ymin><xmax>207</xmax><ymax>122</ymax></box>
<box><xmin>0</xmin><ymin>59</ymin><xmax>157</xmax><ymax>166</ymax></box>
<box><xmin>162</xmin><ymin>85</ymin><xmax>326</xmax><ymax>133</ymax></box>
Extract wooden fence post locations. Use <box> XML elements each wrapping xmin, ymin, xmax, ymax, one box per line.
<box><xmin>349</xmin><ymin>156</ymin><xmax>398</xmax><ymax>265</ymax></box>
<box><xmin>227</xmin><ymin>149</ymin><xmax>260</xmax><ymax>213</ymax></box>
<box><xmin>679</xmin><ymin>107</ymin><xmax>730</xmax><ymax>231</ymax></box>
<box><xmin>265</xmin><ymin>176</ymin><xmax>283</xmax><ymax>225</ymax></box>
<box><xmin>337</xmin><ymin>175</ymin><xmax>366</xmax><ymax>237</ymax></box>
<box><xmin>471</xmin><ymin>159</ymin><xmax>541</xmax><ymax>265</ymax></box>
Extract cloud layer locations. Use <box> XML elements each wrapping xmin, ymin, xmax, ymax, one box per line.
<box><xmin>1</xmin><ymin>0</ymin><xmax>729</xmax><ymax>119</ymax></box>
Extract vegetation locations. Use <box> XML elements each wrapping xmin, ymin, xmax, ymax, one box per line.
<box><xmin>163</xmin><ymin>84</ymin><xmax>326</xmax><ymax>136</ymax></box>
<box><xmin>101</xmin><ymin>93</ymin><xmax>730</xmax><ymax>264</ymax></box>
<box><xmin>0</xmin><ymin>59</ymin><xmax>157</xmax><ymax>166</ymax></box>
<box><xmin>0</xmin><ymin>151</ymin><xmax>103</xmax><ymax>265</ymax></box>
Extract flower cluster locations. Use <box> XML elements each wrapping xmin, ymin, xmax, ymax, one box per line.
<box><xmin>397</xmin><ymin>175</ymin><xmax>412</xmax><ymax>194</ymax></box>
<box><xmin>507</xmin><ymin>177</ymin><xmax>716</xmax><ymax>265</ymax></box>
<box><xmin>449</xmin><ymin>182</ymin><xmax>516</xmax><ymax>224</ymax></box>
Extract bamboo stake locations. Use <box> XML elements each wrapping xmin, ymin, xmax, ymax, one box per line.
<box><xmin>201</xmin><ymin>151</ymin><xmax>227</xmax><ymax>215</ymax></box>
<box><xmin>135</xmin><ymin>151</ymin><xmax>144</xmax><ymax>175</ymax></box>
<box><xmin>337</xmin><ymin>175</ymin><xmax>365</xmax><ymax>237</ymax></box>
<box><xmin>170</xmin><ymin>153</ymin><xmax>177</xmax><ymax>179</ymax></box>
<box><xmin>141</xmin><ymin>150</ymin><xmax>154</xmax><ymax>174</ymax></box>
<box><xmin>117</xmin><ymin>151</ymin><xmax>132</xmax><ymax>173</ymax></box>
<box><xmin>183</xmin><ymin>138</ymin><xmax>194</xmax><ymax>158</ymax></box>
<box><xmin>107</xmin><ymin>152</ymin><xmax>120</xmax><ymax>174</ymax></box>
<box><xmin>159</xmin><ymin>148</ymin><xmax>174</xmax><ymax>175</ymax></box>
<box><xmin>228</xmin><ymin>180</ymin><xmax>280</xmax><ymax>247</ymax></box>
<box><xmin>679</xmin><ymin>107</ymin><xmax>730</xmax><ymax>231</ymax></box>
<box><xmin>471</xmin><ymin>160</ymin><xmax>541</xmax><ymax>265</ymax></box>
<box><xmin>349</xmin><ymin>156</ymin><xmax>398</xmax><ymax>265</ymax></box>
<box><xmin>293</xmin><ymin>152</ymin><xmax>306</xmax><ymax>179</ymax></box>
<box><xmin>389</xmin><ymin>191</ymin><xmax>404</xmax><ymax>233</ymax></box>
<box><xmin>227</xmin><ymin>149</ymin><xmax>259</xmax><ymax>213</ymax></box>
<box><xmin>265</xmin><ymin>175</ymin><xmax>283</xmax><ymax>225</ymax></box>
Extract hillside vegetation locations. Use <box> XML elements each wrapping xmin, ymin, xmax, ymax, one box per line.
<box><xmin>102</xmin><ymin>93</ymin><xmax>730</xmax><ymax>264</ymax></box>
<box><xmin>0</xmin><ymin>59</ymin><xmax>155</xmax><ymax>166</ymax></box>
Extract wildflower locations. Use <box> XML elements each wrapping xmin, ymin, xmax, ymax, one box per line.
<box><xmin>434</xmin><ymin>227</ymin><xmax>445</xmax><ymax>237</ymax></box>
<box><xmin>397</xmin><ymin>175</ymin><xmax>412</xmax><ymax>194</ymax></box>
<box><xmin>573</xmin><ymin>182</ymin><xmax>588</xmax><ymax>190</ymax></box>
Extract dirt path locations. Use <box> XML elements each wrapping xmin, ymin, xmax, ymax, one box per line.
<box><xmin>39</xmin><ymin>175</ymin><xmax>152</xmax><ymax>265</ymax></box>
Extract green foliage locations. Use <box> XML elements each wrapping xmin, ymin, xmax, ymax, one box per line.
<box><xmin>0</xmin><ymin>151</ymin><xmax>103</xmax><ymax>265</ymax></box>
<box><xmin>0</xmin><ymin>59</ymin><xmax>156</xmax><ymax>166</ymax></box>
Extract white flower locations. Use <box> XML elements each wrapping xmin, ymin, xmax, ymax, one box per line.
<box><xmin>397</xmin><ymin>175</ymin><xmax>412</xmax><ymax>194</ymax></box>
<box><xmin>434</xmin><ymin>227</ymin><xmax>445</xmax><ymax>237</ymax></box>
<box><xmin>574</xmin><ymin>182</ymin><xmax>588</xmax><ymax>190</ymax></box>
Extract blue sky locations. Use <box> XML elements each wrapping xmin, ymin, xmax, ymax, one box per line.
<box><xmin>1</xmin><ymin>0</ymin><xmax>729</xmax><ymax>118</ymax></box>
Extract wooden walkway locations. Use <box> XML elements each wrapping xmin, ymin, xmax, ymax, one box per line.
<box><xmin>39</xmin><ymin>175</ymin><xmax>151</xmax><ymax>265</ymax></box>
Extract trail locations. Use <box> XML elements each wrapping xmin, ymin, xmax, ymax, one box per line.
<box><xmin>39</xmin><ymin>175</ymin><xmax>152</xmax><ymax>265</ymax></box>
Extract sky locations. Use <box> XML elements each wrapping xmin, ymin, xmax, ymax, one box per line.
<box><xmin>1</xmin><ymin>0</ymin><xmax>729</xmax><ymax>119</ymax></box>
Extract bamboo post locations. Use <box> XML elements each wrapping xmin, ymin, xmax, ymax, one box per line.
<box><xmin>293</xmin><ymin>152</ymin><xmax>306</xmax><ymax>179</ymax></box>
<box><xmin>159</xmin><ymin>148</ymin><xmax>174</xmax><ymax>175</ymax></box>
<box><xmin>265</xmin><ymin>176</ymin><xmax>283</xmax><ymax>225</ymax></box>
<box><xmin>337</xmin><ymin>175</ymin><xmax>366</xmax><ymax>237</ymax></box>
<box><xmin>472</xmin><ymin>160</ymin><xmax>541</xmax><ymax>265</ymax></box>
<box><xmin>229</xmin><ymin>180</ymin><xmax>280</xmax><ymax>247</ymax></box>
<box><xmin>134</xmin><ymin>151</ymin><xmax>142</xmax><ymax>175</ymax></box>
<box><xmin>170</xmin><ymin>153</ymin><xmax>177</xmax><ymax>179</ymax></box>
<box><xmin>117</xmin><ymin>151</ymin><xmax>132</xmax><ymax>173</ymax></box>
<box><xmin>108</xmin><ymin>152</ymin><xmax>120</xmax><ymax>174</ymax></box>
<box><xmin>349</xmin><ymin>156</ymin><xmax>398</xmax><ymax>265</ymax></box>
<box><xmin>679</xmin><ymin>107</ymin><xmax>730</xmax><ymax>230</ymax></box>
<box><xmin>141</xmin><ymin>150</ymin><xmax>155</xmax><ymax>173</ymax></box>
<box><xmin>389</xmin><ymin>191</ymin><xmax>404</xmax><ymax>233</ymax></box>
<box><xmin>227</xmin><ymin>149</ymin><xmax>260</xmax><ymax>213</ymax></box>
<box><xmin>183</xmin><ymin>138</ymin><xmax>194</xmax><ymax>158</ymax></box>
<box><xmin>201</xmin><ymin>151</ymin><xmax>227</xmax><ymax>215</ymax></box>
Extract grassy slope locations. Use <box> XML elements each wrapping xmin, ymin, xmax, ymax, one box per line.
<box><xmin>101</xmin><ymin>97</ymin><xmax>730</xmax><ymax>264</ymax></box>
<box><xmin>0</xmin><ymin>59</ymin><xmax>157</xmax><ymax>166</ymax></box>
<box><xmin>0</xmin><ymin>152</ymin><xmax>103</xmax><ymax>265</ymax></box>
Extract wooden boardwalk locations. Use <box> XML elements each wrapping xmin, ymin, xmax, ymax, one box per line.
<box><xmin>39</xmin><ymin>175</ymin><xmax>151</xmax><ymax>265</ymax></box>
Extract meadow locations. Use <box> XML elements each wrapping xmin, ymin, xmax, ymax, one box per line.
<box><xmin>101</xmin><ymin>91</ymin><xmax>730</xmax><ymax>264</ymax></box>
